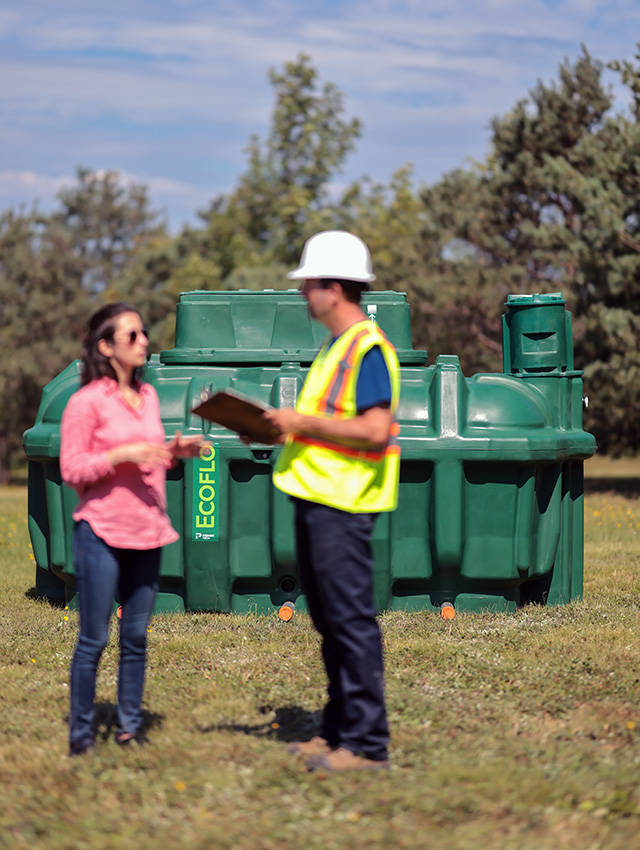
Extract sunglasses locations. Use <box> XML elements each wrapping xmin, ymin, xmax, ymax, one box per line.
<box><xmin>125</xmin><ymin>328</ymin><xmax>149</xmax><ymax>344</ymax></box>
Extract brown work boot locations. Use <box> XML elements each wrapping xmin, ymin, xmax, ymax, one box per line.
<box><xmin>287</xmin><ymin>736</ymin><xmax>332</xmax><ymax>757</ymax></box>
<box><xmin>305</xmin><ymin>746</ymin><xmax>390</xmax><ymax>772</ymax></box>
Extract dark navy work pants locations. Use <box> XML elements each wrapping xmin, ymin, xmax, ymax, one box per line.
<box><xmin>294</xmin><ymin>498</ymin><xmax>389</xmax><ymax>761</ymax></box>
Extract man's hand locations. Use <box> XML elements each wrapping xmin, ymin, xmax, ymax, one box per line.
<box><xmin>261</xmin><ymin>405</ymin><xmax>393</xmax><ymax>450</ymax></box>
<box><xmin>262</xmin><ymin>408</ymin><xmax>302</xmax><ymax>442</ymax></box>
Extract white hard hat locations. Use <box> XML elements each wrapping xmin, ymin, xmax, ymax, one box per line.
<box><xmin>287</xmin><ymin>230</ymin><xmax>376</xmax><ymax>284</ymax></box>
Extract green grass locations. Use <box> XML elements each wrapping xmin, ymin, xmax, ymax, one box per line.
<box><xmin>1</xmin><ymin>464</ymin><xmax>640</xmax><ymax>850</ymax></box>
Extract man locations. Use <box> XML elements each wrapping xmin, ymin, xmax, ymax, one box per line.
<box><xmin>264</xmin><ymin>230</ymin><xmax>401</xmax><ymax>772</ymax></box>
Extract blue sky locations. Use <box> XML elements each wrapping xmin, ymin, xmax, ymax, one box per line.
<box><xmin>1</xmin><ymin>0</ymin><xmax>639</xmax><ymax>232</ymax></box>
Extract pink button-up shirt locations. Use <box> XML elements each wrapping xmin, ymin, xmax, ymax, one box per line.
<box><xmin>60</xmin><ymin>377</ymin><xmax>179</xmax><ymax>550</ymax></box>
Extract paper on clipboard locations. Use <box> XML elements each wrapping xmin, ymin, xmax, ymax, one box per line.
<box><xmin>192</xmin><ymin>390</ymin><xmax>280</xmax><ymax>444</ymax></box>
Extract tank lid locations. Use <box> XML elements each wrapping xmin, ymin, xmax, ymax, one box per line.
<box><xmin>160</xmin><ymin>289</ymin><xmax>427</xmax><ymax>365</ymax></box>
<box><xmin>506</xmin><ymin>292</ymin><xmax>565</xmax><ymax>306</ymax></box>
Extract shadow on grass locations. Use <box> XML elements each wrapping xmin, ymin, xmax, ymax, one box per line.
<box><xmin>584</xmin><ymin>477</ymin><xmax>640</xmax><ymax>496</ymax></box>
<box><xmin>200</xmin><ymin>704</ymin><xmax>321</xmax><ymax>743</ymax></box>
<box><xmin>63</xmin><ymin>702</ymin><xmax>165</xmax><ymax>742</ymax></box>
<box><xmin>25</xmin><ymin>585</ymin><xmax>66</xmax><ymax>608</ymax></box>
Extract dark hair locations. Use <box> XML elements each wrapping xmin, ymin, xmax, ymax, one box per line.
<box><xmin>321</xmin><ymin>279</ymin><xmax>366</xmax><ymax>304</ymax></box>
<box><xmin>80</xmin><ymin>302</ymin><xmax>145</xmax><ymax>387</ymax></box>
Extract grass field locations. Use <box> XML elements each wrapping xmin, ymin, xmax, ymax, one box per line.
<box><xmin>1</xmin><ymin>459</ymin><xmax>639</xmax><ymax>850</ymax></box>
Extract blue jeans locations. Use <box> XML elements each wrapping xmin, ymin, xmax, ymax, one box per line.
<box><xmin>294</xmin><ymin>499</ymin><xmax>389</xmax><ymax>761</ymax></box>
<box><xmin>69</xmin><ymin>520</ymin><xmax>160</xmax><ymax>747</ymax></box>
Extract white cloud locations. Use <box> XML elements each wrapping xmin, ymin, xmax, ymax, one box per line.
<box><xmin>0</xmin><ymin>171</ymin><xmax>73</xmax><ymax>209</ymax></box>
<box><xmin>145</xmin><ymin>174</ymin><xmax>220</xmax><ymax>208</ymax></box>
<box><xmin>1</xmin><ymin>0</ymin><xmax>638</xmax><ymax>230</ymax></box>
<box><xmin>0</xmin><ymin>167</ymin><xmax>223</xmax><ymax>230</ymax></box>
<box><xmin>5</xmin><ymin>3</ymin><xmax>635</xmax><ymax>126</ymax></box>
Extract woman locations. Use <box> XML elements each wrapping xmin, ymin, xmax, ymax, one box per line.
<box><xmin>60</xmin><ymin>302</ymin><xmax>208</xmax><ymax>756</ymax></box>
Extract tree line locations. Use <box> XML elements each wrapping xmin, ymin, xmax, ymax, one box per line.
<box><xmin>1</xmin><ymin>47</ymin><xmax>639</xmax><ymax>481</ymax></box>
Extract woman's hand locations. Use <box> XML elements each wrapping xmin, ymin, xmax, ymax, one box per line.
<box><xmin>108</xmin><ymin>442</ymin><xmax>172</xmax><ymax>467</ymax></box>
<box><xmin>167</xmin><ymin>431</ymin><xmax>212</xmax><ymax>461</ymax></box>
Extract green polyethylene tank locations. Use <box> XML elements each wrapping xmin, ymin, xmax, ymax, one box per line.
<box><xmin>23</xmin><ymin>289</ymin><xmax>596</xmax><ymax>616</ymax></box>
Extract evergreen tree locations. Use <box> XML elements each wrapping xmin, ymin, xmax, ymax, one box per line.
<box><xmin>4</xmin><ymin>47</ymin><xmax>640</xmax><ymax>459</ymax></box>
<box><xmin>0</xmin><ymin>209</ymin><xmax>92</xmax><ymax>481</ymax></box>
<box><xmin>418</xmin><ymin>46</ymin><xmax>640</xmax><ymax>450</ymax></box>
<box><xmin>55</xmin><ymin>167</ymin><xmax>164</xmax><ymax>294</ymax></box>
<box><xmin>0</xmin><ymin>170</ymin><xmax>164</xmax><ymax>480</ymax></box>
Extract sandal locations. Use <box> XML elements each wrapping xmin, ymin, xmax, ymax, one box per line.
<box><xmin>116</xmin><ymin>731</ymin><xmax>148</xmax><ymax>747</ymax></box>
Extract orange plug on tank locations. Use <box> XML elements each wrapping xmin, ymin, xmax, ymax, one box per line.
<box><xmin>278</xmin><ymin>601</ymin><xmax>296</xmax><ymax>622</ymax></box>
<box><xmin>440</xmin><ymin>602</ymin><xmax>455</xmax><ymax>620</ymax></box>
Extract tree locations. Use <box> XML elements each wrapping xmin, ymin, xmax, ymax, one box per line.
<box><xmin>0</xmin><ymin>209</ymin><xmax>92</xmax><ymax>481</ymax></box>
<box><xmin>54</xmin><ymin>167</ymin><xmax>165</xmax><ymax>294</ymax></box>
<box><xmin>482</xmin><ymin>46</ymin><xmax>640</xmax><ymax>451</ymax></box>
<box><xmin>412</xmin><ymin>167</ymin><xmax>506</xmax><ymax>371</ymax></box>
<box><xmin>126</xmin><ymin>53</ymin><xmax>362</xmax><ymax>307</ymax></box>
<box><xmin>0</xmin><ymin>170</ymin><xmax>165</xmax><ymax>481</ymax></box>
<box><xmin>5</xmin><ymin>46</ymin><xmax>640</xmax><ymax>464</ymax></box>
<box><xmin>227</xmin><ymin>53</ymin><xmax>362</xmax><ymax>266</ymax></box>
<box><xmin>413</xmin><ymin>45</ymin><xmax>640</xmax><ymax>450</ymax></box>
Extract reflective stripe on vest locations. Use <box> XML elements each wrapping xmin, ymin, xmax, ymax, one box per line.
<box><xmin>272</xmin><ymin>320</ymin><xmax>401</xmax><ymax>513</ymax></box>
<box><xmin>318</xmin><ymin>327</ymin><xmax>371</xmax><ymax>416</ymax></box>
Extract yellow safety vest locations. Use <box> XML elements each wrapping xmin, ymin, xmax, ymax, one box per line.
<box><xmin>272</xmin><ymin>319</ymin><xmax>401</xmax><ymax>513</ymax></box>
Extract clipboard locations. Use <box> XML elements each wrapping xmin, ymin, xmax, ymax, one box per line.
<box><xmin>192</xmin><ymin>390</ymin><xmax>280</xmax><ymax>444</ymax></box>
